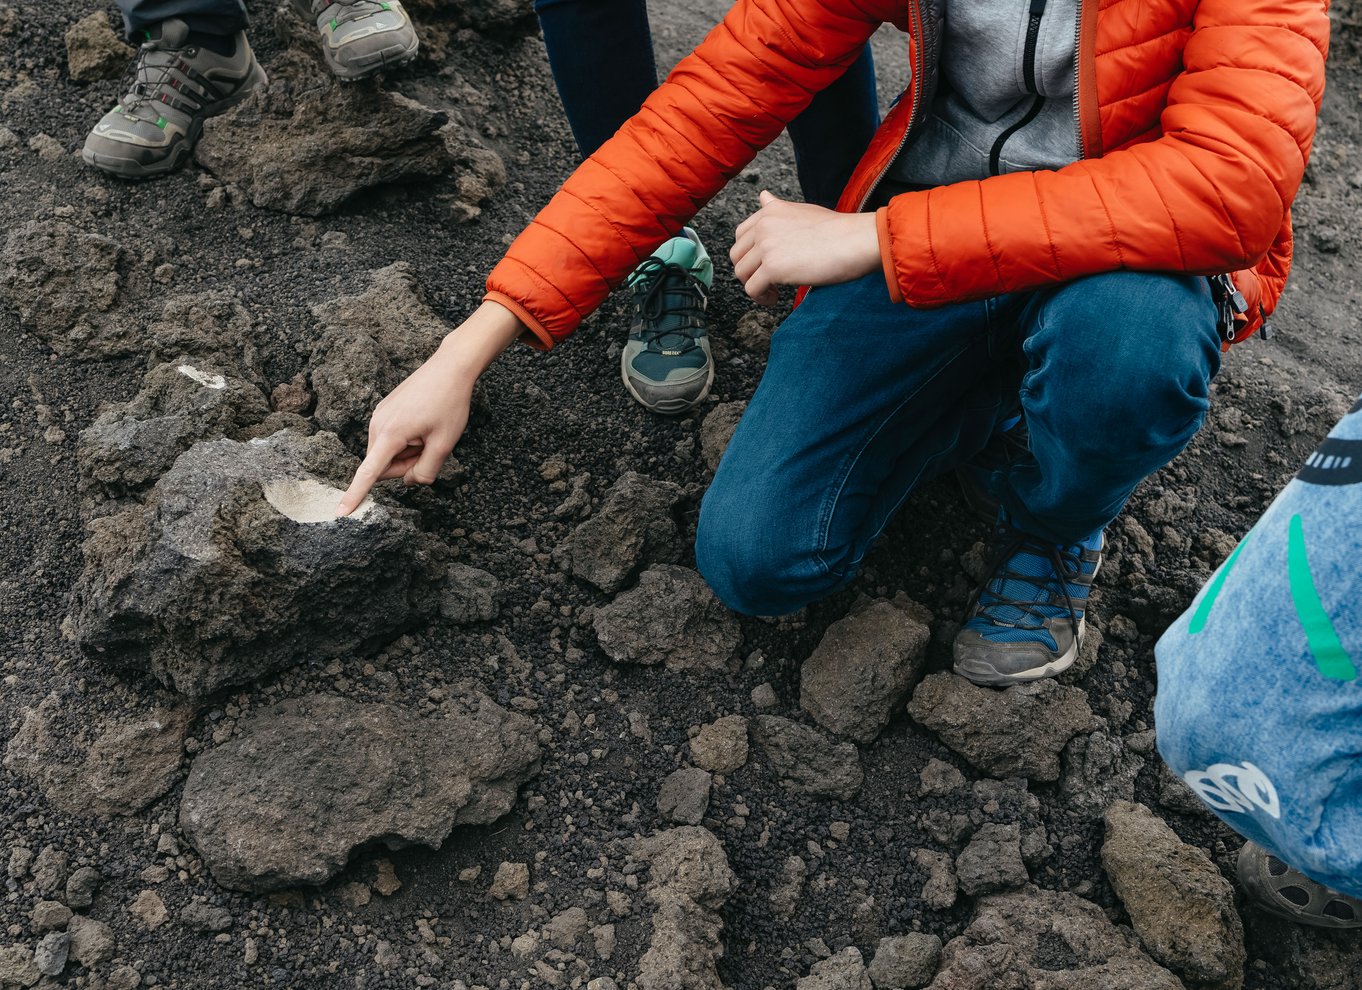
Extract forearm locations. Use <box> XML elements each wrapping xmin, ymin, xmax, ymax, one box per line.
<box><xmin>434</xmin><ymin>301</ymin><xmax>526</xmax><ymax>382</ymax></box>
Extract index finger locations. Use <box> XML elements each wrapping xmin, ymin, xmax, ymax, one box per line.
<box><xmin>335</xmin><ymin>433</ymin><xmax>407</xmax><ymax>517</ymax></box>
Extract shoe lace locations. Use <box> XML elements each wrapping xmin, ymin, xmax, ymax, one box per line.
<box><xmin>118</xmin><ymin>40</ymin><xmax>213</xmax><ymax>117</ymax></box>
<box><xmin>967</xmin><ymin>519</ymin><xmax>1084</xmax><ymax>638</ymax></box>
<box><xmin>630</xmin><ymin>257</ymin><xmax>707</xmax><ymax>354</ymax></box>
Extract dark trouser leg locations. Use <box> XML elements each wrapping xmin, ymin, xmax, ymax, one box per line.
<box><xmin>696</xmin><ymin>273</ymin><xmax>1014</xmax><ymax>616</ymax></box>
<box><xmin>533</xmin><ymin>0</ymin><xmax>657</xmax><ymax>159</ymax></box>
<box><xmin>117</xmin><ymin>0</ymin><xmax>248</xmax><ymax>37</ymax></box>
<box><xmin>997</xmin><ymin>271</ymin><xmax>1222</xmax><ymax>545</ymax></box>
<box><xmin>784</xmin><ymin>46</ymin><xmax>879</xmax><ymax>208</ymax></box>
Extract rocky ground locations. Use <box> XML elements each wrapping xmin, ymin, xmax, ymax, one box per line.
<box><xmin>2</xmin><ymin>1</ymin><xmax>1361</xmax><ymax>989</ymax></box>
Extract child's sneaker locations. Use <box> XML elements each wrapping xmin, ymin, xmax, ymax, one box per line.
<box><xmin>294</xmin><ymin>0</ymin><xmax>419</xmax><ymax>81</ymax></box>
<box><xmin>953</xmin><ymin>511</ymin><xmax>1104</xmax><ymax>686</ymax></box>
<box><xmin>621</xmin><ymin>228</ymin><xmax>714</xmax><ymax>416</ymax></box>
<box><xmin>82</xmin><ymin>20</ymin><xmax>266</xmax><ymax>179</ymax></box>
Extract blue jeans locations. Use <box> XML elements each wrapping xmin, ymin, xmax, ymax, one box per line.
<box><xmin>116</xmin><ymin>0</ymin><xmax>247</xmax><ymax>35</ymax></box>
<box><xmin>695</xmin><ymin>270</ymin><xmax>1222</xmax><ymax>616</ymax></box>
<box><xmin>533</xmin><ymin>0</ymin><xmax>879</xmax><ymax>209</ymax></box>
<box><xmin>1156</xmin><ymin>394</ymin><xmax>1362</xmax><ymax>899</ymax></box>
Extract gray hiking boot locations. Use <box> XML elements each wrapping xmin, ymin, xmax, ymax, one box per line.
<box><xmin>294</xmin><ymin>0</ymin><xmax>419</xmax><ymax>81</ymax></box>
<box><xmin>1238</xmin><ymin>841</ymin><xmax>1362</xmax><ymax>928</ymax></box>
<box><xmin>82</xmin><ymin>20</ymin><xmax>266</xmax><ymax>179</ymax></box>
<box><xmin>621</xmin><ymin>229</ymin><xmax>715</xmax><ymax>416</ymax></box>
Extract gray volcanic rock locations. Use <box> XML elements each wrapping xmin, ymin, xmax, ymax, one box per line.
<box><xmin>689</xmin><ymin>715</ymin><xmax>749</xmax><ymax>774</ymax></box>
<box><xmin>69</xmin><ymin>430</ymin><xmax>446</xmax><ymax>697</ymax></box>
<box><xmin>955</xmin><ymin>823</ymin><xmax>1028</xmax><ymax>896</ymax></box>
<box><xmin>195</xmin><ymin>53</ymin><xmax>502</xmax><ymax>216</ymax></box>
<box><xmin>64</xmin><ymin>12</ymin><xmax>132</xmax><ymax>81</ymax></box>
<box><xmin>1058</xmin><ymin>729</ymin><xmax>1145</xmax><ymax>818</ymax></box>
<box><xmin>750</xmin><ymin>715</ymin><xmax>862</xmax><ymax>800</ymax></box>
<box><xmin>593</xmin><ymin>565</ymin><xmax>742</xmax><ymax>672</ymax></box>
<box><xmin>926</xmin><ymin>886</ymin><xmax>1183</xmax><ymax>990</ymax></box>
<box><xmin>1</xmin><ymin>220</ymin><xmax>130</xmax><ymax>356</ymax></box>
<box><xmin>404</xmin><ymin>0</ymin><xmax>535</xmax><ymax>28</ymax></box>
<box><xmin>78</xmin><ymin>360</ymin><xmax>272</xmax><ymax>503</ymax></box>
<box><xmin>1102</xmin><ymin>801</ymin><xmax>1245</xmax><ymax>990</ymax></box>
<box><xmin>869</xmin><ymin>933</ymin><xmax>942</xmax><ymax>990</ymax></box>
<box><xmin>308</xmin><ymin>263</ymin><xmax>452</xmax><ymax>446</ymax></box>
<box><xmin>907</xmin><ymin>673</ymin><xmax>1096</xmax><ymax>782</ymax></box>
<box><xmin>699</xmin><ymin>401</ymin><xmax>746</xmax><ymax>472</ymax></box>
<box><xmin>440</xmin><ymin>563</ymin><xmax>503</xmax><ymax>624</ymax></box>
<box><xmin>632</xmin><ymin>827</ymin><xmax>738</xmax><ymax>990</ymax></box>
<box><xmin>801</xmin><ymin>598</ymin><xmax>932</xmax><ymax>743</ymax></box>
<box><xmin>798</xmin><ymin>947</ymin><xmax>872</xmax><ymax>990</ymax></box>
<box><xmin>180</xmin><ymin>693</ymin><xmax>540</xmax><ymax>891</ymax></box>
<box><xmin>3</xmin><ymin>694</ymin><xmax>193</xmax><ymax>817</ymax></box>
<box><xmin>554</xmin><ymin>472</ymin><xmax>685</xmax><ymax>593</ymax></box>
<box><xmin>657</xmin><ymin>767</ymin><xmax>712</xmax><ymax>826</ymax></box>
<box><xmin>141</xmin><ymin>292</ymin><xmax>263</xmax><ymax>373</ymax></box>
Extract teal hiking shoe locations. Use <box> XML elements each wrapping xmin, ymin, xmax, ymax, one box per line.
<box><xmin>621</xmin><ymin>229</ymin><xmax>714</xmax><ymax>416</ymax></box>
<box><xmin>82</xmin><ymin>20</ymin><xmax>266</xmax><ymax>179</ymax></box>
<box><xmin>953</xmin><ymin>511</ymin><xmax>1104</xmax><ymax>687</ymax></box>
<box><xmin>294</xmin><ymin>0</ymin><xmax>419</xmax><ymax>81</ymax></box>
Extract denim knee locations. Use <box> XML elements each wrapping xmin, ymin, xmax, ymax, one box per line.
<box><xmin>695</xmin><ymin>485</ymin><xmax>838</xmax><ymax>617</ymax></box>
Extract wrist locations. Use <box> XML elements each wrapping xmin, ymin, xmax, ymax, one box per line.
<box><xmin>436</xmin><ymin>301</ymin><xmax>524</xmax><ymax>383</ymax></box>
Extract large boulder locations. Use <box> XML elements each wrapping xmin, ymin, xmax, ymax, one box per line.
<box><xmin>1102</xmin><ymin>801</ymin><xmax>1245</xmax><ymax>990</ymax></box>
<box><xmin>801</xmin><ymin>598</ymin><xmax>932</xmax><ymax>743</ymax></box>
<box><xmin>69</xmin><ymin>430</ymin><xmax>446</xmax><ymax>697</ymax></box>
<box><xmin>749</xmin><ymin>715</ymin><xmax>862</xmax><ymax>800</ymax></box>
<box><xmin>925</xmin><ymin>886</ymin><xmax>1184</xmax><ymax>990</ymax></box>
<box><xmin>593</xmin><ymin>565</ymin><xmax>742</xmax><ymax>672</ymax></box>
<box><xmin>180</xmin><ymin>694</ymin><xmax>540</xmax><ymax>891</ymax></box>
<box><xmin>196</xmin><ymin>53</ymin><xmax>503</xmax><ymax>216</ymax></box>
<box><xmin>307</xmin><ymin>262</ymin><xmax>451</xmax><ymax>446</ymax></box>
<box><xmin>554</xmin><ymin>472</ymin><xmax>685</xmax><ymax>593</ymax></box>
<box><xmin>907</xmin><ymin>673</ymin><xmax>1096</xmax><ymax>782</ymax></box>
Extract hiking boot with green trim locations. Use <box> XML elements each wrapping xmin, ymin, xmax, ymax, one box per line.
<box><xmin>82</xmin><ymin>19</ymin><xmax>266</xmax><ymax>179</ymax></box>
<box><xmin>621</xmin><ymin>228</ymin><xmax>715</xmax><ymax>416</ymax></box>
<box><xmin>294</xmin><ymin>0</ymin><xmax>419</xmax><ymax>81</ymax></box>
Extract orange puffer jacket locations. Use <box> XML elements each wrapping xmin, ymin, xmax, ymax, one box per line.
<box><xmin>486</xmin><ymin>0</ymin><xmax>1330</xmax><ymax>351</ymax></box>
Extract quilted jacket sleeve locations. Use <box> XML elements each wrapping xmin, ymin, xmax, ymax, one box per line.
<box><xmin>485</xmin><ymin>0</ymin><xmax>902</xmax><ymax>349</ymax></box>
<box><xmin>877</xmin><ymin>0</ymin><xmax>1329</xmax><ymax>311</ymax></box>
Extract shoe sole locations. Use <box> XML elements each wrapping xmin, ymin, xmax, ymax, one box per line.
<box><xmin>621</xmin><ymin>359</ymin><xmax>715</xmax><ymax>416</ymax></box>
<box><xmin>82</xmin><ymin>61</ymin><xmax>269</xmax><ymax>180</ymax></box>
<box><xmin>954</xmin><ymin>549</ymin><xmax>1104</xmax><ymax>687</ymax></box>
<box><xmin>326</xmin><ymin>37</ymin><xmax>420</xmax><ymax>81</ymax></box>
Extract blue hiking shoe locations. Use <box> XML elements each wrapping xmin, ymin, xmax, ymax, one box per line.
<box><xmin>621</xmin><ymin>228</ymin><xmax>714</xmax><ymax>416</ymax></box>
<box><xmin>953</xmin><ymin>512</ymin><xmax>1105</xmax><ymax>686</ymax></box>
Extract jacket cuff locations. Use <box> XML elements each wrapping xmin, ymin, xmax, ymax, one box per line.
<box><xmin>875</xmin><ymin>208</ymin><xmax>904</xmax><ymax>304</ymax></box>
<box><xmin>483</xmin><ymin>291</ymin><xmax>555</xmax><ymax>351</ymax></box>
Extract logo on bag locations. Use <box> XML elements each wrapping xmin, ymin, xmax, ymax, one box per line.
<box><xmin>1183</xmin><ymin>760</ymin><xmax>1281</xmax><ymax>819</ymax></box>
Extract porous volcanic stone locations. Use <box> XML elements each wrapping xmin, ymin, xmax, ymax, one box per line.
<box><xmin>927</xmin><ymin>886</ymin><xmax>1183</xmax><ymax>989</ymax></box>
<box><xmin>65</xmin><ymin>13</ymin><xmax>132</xmax><ymax>82</ymax></box>
<box><xmin>554</xmin><ymin>472</ymin><xmax>685</xmax><ymax>593</ymax></box>
<box><xmin>179</xmin><ymin>694</ymin><xmax>540</xmax><ymax>891</ymax></box>
<box><xmin>593</xmin><ymin>565</ymin><xmax>741</xmax><ymax>672</ymax></box>
<box><xmin>907</xmin><ymin>673</ymin><xmax>1095</xmax><ymax>782</ymax></box>
<box><xmin>750</xmin><ymin>715</ymin><xmax>862</xmax><ymax>800</ymax></box>
<box><xmin>632</xmin><ymin>827</ymin><xmax>737</xmax><ymax>990</ymax></box>
<box><xmin>403</xmin><ymin>0</ymin><xmax>535</xmax><ymax>28</ymax></box>
<box><xmin>801</xmin><ymin>598</ymin><xmax>932</xmax><ymax>743</ymax></box>
<box><xmin>699</xmin><ymin>401</ymin><xmax>746</xmax><ymax>472</ymax></box>
<box><xmin>868</xmin><ymin>933</ymin><xmax>942</xmax><ymax>989</ymax></box>
<box><xmin>308</xmin><ymin>262</ymin><xmax>452</xmax><ymax>446</ymax></box>
<box><xmin>1102</xmin><ymin>800</ymin><xmax>1245</xmax><ymax>990</ymax></box>
<box><xmin>196</xmin><ymin>60</ymin><xmax>467</xmax><ymax>215</ymax></box>
<box><xmin>799</xmin><ymin>947</ymin><xmax>872</xmax><ymax>990</ymax></box>
<box><xmin>689</xmin><ymin>715</ymin><xmax>749</xmax><ymax>774</ymax></box>
<box><xmin>67</xmin><ymin>915</ymin><xmax>114</xmax><ymax>968</ymax></box>
<box><xmin>3</xmin><ymin>694</ymin><xmax>194</xmax><ymax>816</ymax></box>
<box><xmin>955</xmin><ymin>822</ymin><xmax>1028</xmax><ymax>896</ymax></box>
<box><xmin>69</xmin><ymin>430</ymin><xmax>446</xmax><ymax>697</ymax></box>
<box><xmin>78</xmin><ymin>360</ymin><xmax>272</xmax><ymax>503</ymax></box>
<box><xmin>657</xmin><ymin>767</ymin><xmax>712</xmax><ymax>826</ymax></box>
<box><xmin>1058</xmin><ymin>729</ymin><xmax>1145</xmax><ymax>818</ymax></box>
<box><xmin>440</xmin><ymin>563</ymin><xmax>503</xmax><ymax>624</ymax></box>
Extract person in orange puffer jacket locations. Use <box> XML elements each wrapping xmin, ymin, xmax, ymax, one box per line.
<box><xmin>340</xmin><ymin>0</ymin><xmax>1330</xmax><ymax>687</ymax></box>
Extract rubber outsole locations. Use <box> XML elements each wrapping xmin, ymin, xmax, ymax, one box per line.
<box><xmin>325</xmin><ymin>38</ymin><xmax>419</xmax><ymax>81</ymax></box>
<box><xmin>621</xmin><ymin>358</ymin><xmax>715</xmax><ymax>417</ymax></box>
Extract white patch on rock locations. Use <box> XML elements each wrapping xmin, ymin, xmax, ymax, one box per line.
<box><xmin>177</xmin><ymin>364</ymin><xmax>227</xmax><ymax>390</ymax></box>
<box><xmin>263</xmin><ymin>478</ymin><xmax>376</xmax><ymax>524</ymax></box>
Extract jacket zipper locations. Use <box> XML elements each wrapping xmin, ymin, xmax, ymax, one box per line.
<box><xmin>856</xmin><ymin>0</ymin><xmax>925</xmax><ymax>212</ymax></box>
<box><xmin>1071</xmin><ymin>0</ymin><xmax>1087</xmax><ymax>160</ymax></box>
<box><xmin>988</xmin><ymin>0</ymin><xmax>1047</xmax><ymax>175</ymax></box>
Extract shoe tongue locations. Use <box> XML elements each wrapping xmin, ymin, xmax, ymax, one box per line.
<box><xmin>149</xmin><ymin>18</ymin><xmax>190</xmax><ymax>49</ymax></box>
<box><xmin>651</xmin><ymin>235</ymin><xmax>700</xmax><ymax>272</ymax></box>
